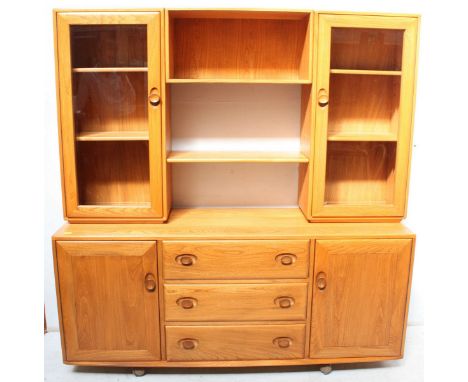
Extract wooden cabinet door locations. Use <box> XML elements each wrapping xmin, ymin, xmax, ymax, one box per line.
<box><xmin>310</xmin><ymin>239</ymin><xmax>413</xmax><ymax>358</ymax></box>
<box><xmin>56</xmin><ymin>241</ymin><xmax>160</xmax><ymax>362</ymax></box>
<box><xmin>55</xmin><ymin>11</ymin><xmax>164</xmax><ymax>220</ymax></box>
<box><xmin>311</xmin><ymin>14</ymin><xmax>419</xmax><ymax>220</ymax></box>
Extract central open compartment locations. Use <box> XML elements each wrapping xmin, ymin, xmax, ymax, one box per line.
<box><xmin>167</xmin><ymin>10</ymin><xmax>312</xmax><ymax>82</ymax></box>
<box><xmin>167</xmin><ymin>82</ymin><xmax>310</xmax><ymax>208</ymax></box>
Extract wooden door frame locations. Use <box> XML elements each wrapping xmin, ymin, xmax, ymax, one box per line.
<box><xmin>311</xmin><ymin>14</ymin><xmax>419</xmax><ymax>219</ymax></box>
<box><xmin>55</xmin><ymin>11</ymin><xmax>164</xmax><ymax>220</ymax></box>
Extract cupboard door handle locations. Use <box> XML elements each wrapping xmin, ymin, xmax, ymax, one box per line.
<box><xmin>177</xmin><ymin>297</ymin><xmax>197</xmax><ymax>309</ymax></box>
<box><xmin>176</xmin><ymin>254</ymin><xmax>197</xmax><ymax>266</ymax></box>
<box><xmin>148</xmin><ymin>87</ymin><xmax>161</xmax><ymax>106</ymax></box>
<box><xmin>144</xmin><ymin>273</ymin><xmax>157</xmax><ymax>292</ymax></box>
<box><xmin>316</xmin><ymin>272</ymin><xmax>327</xmax><ymax>290</ymax></box>
<box><xmin>179</xmin><ymin>338</ymin><xmax>198</xmax><ymax>350</ymax></box>
<box><xmin>276</xmin><ymin>253</ymin><xmax>296</xmax><ymax>266</ymax></box>
<box><xmin>273</xmin><ymin>337</ymin><xmax>292</xmax><ymax>349</ymax></box>
<box><xmin>275</xmin><ymin>296</ymin><xmax>295</xmax><ymax>309</ymax></box>
<box><xmin>318</xmin><ymin>89</ymin><xmax>329</xmax><ymax>107</ymax></box>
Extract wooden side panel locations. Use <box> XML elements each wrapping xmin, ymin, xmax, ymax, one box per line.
<box><xmin>162</xmin><ymin>240</ymin><xmax>309</xmax><ymax>279</ymax></box>
<box><xmin>164</xmin><ymin>283</ymin><xmax>308</xmax><ymax>322</ymax></box>
<box><xmin>166</xmin><ymin>324</ymin><xmax>306</xmax><ymax>361</ymax></box>
<box><xmin>56</xmin><ymin>241</ymin><xmax>161</xmax><ymax>361</ymax></box>
<box><xmin>310</xmin><ymin>239</ymin><xmax>413</xmax><ymax>358</ymax></box>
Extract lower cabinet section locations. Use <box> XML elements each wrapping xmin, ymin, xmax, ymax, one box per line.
<box><xmin>165</xmin><ymin>324</ymin><xmax>306</xmax><ymax>361</ymax></box>
<box><xmin>55</xmin><ymin>241</ymin><xmax>161</xmax><ymax>362</ymax></box>
<box><xmin>53</xmin><ymin>236</ymin><xmax>414</xmax><ymax>366</ymax></box>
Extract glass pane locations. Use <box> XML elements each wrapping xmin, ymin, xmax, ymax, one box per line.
<box><xmin>325</xmin><ymin>142</ymin><xmax>396</xmax><ymax>205</ymax></box>
<box><xmin>76</xmin><ymin>141</ymin><xmax>150</xmax><ymax>206</ymax></box>
<box><xmin>72</xmin><ymin>72</ymin><xmax>148</xmax><ymax>134</ymax></box>
<box><xmin>328</xmin><ymin>74</ymin><xmax>400</xmax><ymax>137</ymax></box>
<box><xmin>71</xmin><ymin>25</ymin><xmax>147</xmax><ymax>67</ymax></box>
<box><xmin>331</xmin><ymin>28</ymin><xmax>403</xmax><ymax>70</ymax></box>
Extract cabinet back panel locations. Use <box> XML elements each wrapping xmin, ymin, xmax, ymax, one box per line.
<box><xmin>170</xmin><ymin>84</ymin><xmax>301</xmax><ymax>152</ymax></box>
<box><xmin>169</xmin><ymin>17</ymin><xmax>310</xmax><ymax>80</ymax></box>
<box><xmin>71</xmin><ymin>24</ymin><xmax>147</xmax><ymax>68</ymax></box>
<box><xmin>73</xmin><ymin>72</ymin><xmax>148</xmax><ymax>133</ymax></box>
<box><xmin>331</xmin><ymin>28</ymin><xmax>403</xmax><ymax>71</ymax></box>
<box><xmin>328</xmin><ymin>74</ymin><xmax>400</xmax><ymax>137</ymax></box>
<box><xmin>76</xmin><ymin>141</ymin><xmax>150</xmax><ymax>206</ymax></box>
<box><xmin>172</xmin><ymin>163</ymin><xmax>299</xmax><ymax>207</ymax></box>
<box><xmin>325</xmin><ymin>142</ymin><xmax>396</xmax><ymax>205</ymax></box>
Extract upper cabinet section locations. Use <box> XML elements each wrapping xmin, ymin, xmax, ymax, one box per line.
<box><xmin>311</xmin><ymin>13</ymin><xmax>419</xmax><ymax>221</ymax></box>
<box><xmin>165</xmin><ymin>10</ymin><xmax>313</xmax><ymax>83</ymax></box>
<box><xmin>55</xmin><ymin>11</ymin><xmax>165</xmax><ymax>222</ymax></box>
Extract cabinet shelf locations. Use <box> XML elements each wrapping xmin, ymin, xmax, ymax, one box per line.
<box><xmin>167</xmin><ymin>151</ymin><xmax>309</xmax><ymax>163</ymax></box>
<box><xmin>327</xmin><ymin>132</ymin><xmax>398</xmax><ymax>142</ymax></box>
<box><xmin>167</xmin><ymin>78</ymin><xmax>312</xmax><ymax>84</ymax></box>
<box><xmin>330</xmin><ymin>69</ymin><xmax>402</xmax><ymax>76</ymax></box>
<box><xmin>76</xmin><ymin>131</ymin><xmax>149</xmax><ymax>141</ymax></box>
<box><xmin>72</xmin><ymin>67</ymin><xmax>148</xmax><ymax>73</ymax></box>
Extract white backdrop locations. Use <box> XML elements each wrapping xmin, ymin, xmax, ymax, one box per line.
<box><xmin>43</xmin><ymin>0</ymin><xmax>437</xmax><ymax>331</ymax></box>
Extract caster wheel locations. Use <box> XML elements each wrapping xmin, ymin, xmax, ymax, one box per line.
<box><xmin>133</xmin><ymin>368</ymin><xmax>146</xmax><ymax>377</ymax></box>
<box><xmin>320</xmin><ymin>365</ymin><xmax>332</xmax><ymax>375</ymax></box>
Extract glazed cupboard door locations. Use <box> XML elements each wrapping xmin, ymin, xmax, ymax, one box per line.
<box><xmin>311</xmin><ymin>14</ymin><xmax>419</xmax><ymax>220</ymax></box>
<box><xmin>55</xmin><ymin>241</ymin><xmax>160</xmax><ymax>362</ymax></box>
<box><xmin>310</xmin><ymin>239</ymin><xmax>413</xmax><ymax>358</ymax></box>
<box><xmin>55</xmin><ymin>11</ymin><xmax>163</xmax><ymax>220</ymax></box>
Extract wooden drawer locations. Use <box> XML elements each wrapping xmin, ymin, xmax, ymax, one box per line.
<box><xmin>162</xmin><ymin>240</ymin><xmax>309</xmax><ymax>280</ymax></box>
<box><xmin>164</xmin><ymin>283</ymin><xmax>308</xmax><ymax>321</ymax></box>
<box><xmin>166</xmin><ymin>324</ymin><xmax>306</xmax><ymax>361</ymax></box>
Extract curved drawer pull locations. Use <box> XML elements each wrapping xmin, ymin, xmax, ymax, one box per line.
<box><xmin>176</xmin><ymin>254</ymin><xmax>197</xmax><ymax>266</ymax></box>
<box><xmin>176</xmin><ymin>297</ymin><xmax>198</xmax><ymax>309</ymax></box>
<box><xmin>179</xmin><ymin>338</ymin><xmax>198</xmax><ymax>350</ymax></box>
<box><xmin>275</xmin><ymin>253</ymin><xmax>296</xmax><ymax>266</ymax></box>
<box><xmin>275</xmin><ymin>296</ymin><xmax>295</xmax><ymax>309</ymax></box>
<box><xmin>273</xmin><ymin>337</ymin><xmax>292</xmax><ymax>349</ymax></box>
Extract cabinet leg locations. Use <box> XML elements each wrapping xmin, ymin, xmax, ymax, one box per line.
<box><xmin>320</xmin><ymin>365</ymin><xmax>333</xmax><ymax>375</ymax></box>
<box><xmin>132</xmin><ymin>368</ymin><xmax>146</xmax><ymax>377</ymax></box>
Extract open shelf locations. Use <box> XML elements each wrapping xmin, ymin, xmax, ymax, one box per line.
<box><xmin>72</xmin><ymin>71</ymin><xmax>148</xmax><ymax>134</ymax></box>
<box><xmin>71</xmin><ymin>24</ymin><xmax>147</xmax><ymax>68</ymax></box>
<box><xmin>167</xmin><ymin>10</ymin><xmax>312</xmax><ymax>82</ymax></box>
<box><xmin>331</xmin><ymin>27</ymin><xmax>403</xmax><ymax>71</ymax></box>
<box><xmin>328</xmin><ymin>74</ymin><xmax>401</xmax><ymax>139</ymax></box>
<box><xmin>330</xmin><ymin>69</ymin><xmax>401</xmax><ymax>76</ymax></box>
<box><xmin>76</xmin><ymin>131</ymin><xmax>149</xmax><ymax>141</ymax></box>
<box><xmin>328</xmin><ymin>132</ymin><xmax>397</xmax><ymax>142</ymax></box>
<box><xmin>167</xmin><ymin>151</ymin><xmax>309</xmax><ymax>163</ymax></box>
<box><xmin>325</xmin><ymin>141</ymin><xmax>396</xmax><ymax>205</ymax></box>
<box><xmin>166</xmin><ymin>78</ymin><xmax>312</xmax><ymax>84</ymax></box>
<box><xmin>72</xmin><ymin>67</ymin><xmax>148</xmax><ymax>73</ymax></box>
<box><xmin>76</xmin><ymin>141</ymin><xmax>150</xmax><ymax>206</ymax></box>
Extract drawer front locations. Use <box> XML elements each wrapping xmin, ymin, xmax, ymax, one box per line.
<box><xmin>164</xmin><ymin>283</ymin><xmax>308</xmax><ymax>321</ymax></box>
<box><xmin>162</xmin><ymin>240</ymin><xmax>309</xmax><ymax>280</ymax></box>
<box><xmin>166</xmin><ymin>324</ymin><xmax>306</xmax><ymax>361</ymax></box>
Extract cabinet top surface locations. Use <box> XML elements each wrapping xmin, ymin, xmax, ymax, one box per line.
<box><xmin>53</xmin><ymin>208</ymin><xmax>414</xmax><ymax>240</ymax></box>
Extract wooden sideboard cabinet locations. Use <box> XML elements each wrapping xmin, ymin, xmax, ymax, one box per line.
<box><xmin>52</xmin><ymin>8</ymin><xmax>419</xmax><ymax>376</ymax></box>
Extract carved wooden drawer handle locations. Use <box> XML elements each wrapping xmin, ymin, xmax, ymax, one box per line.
<box><xmin>276</xmin><ymin>253</ymin><xmax>296</xmax><ymax>266</ymax></box>
<box><xmin>275</xmin><ymin>296</ymin><xmax>295</xmax><ymax>309</ymax></box>
<box><xmin>176</xmin><ymin>254</ymin><xmax>197</xmax><ymax>266</ymax></box>
<box><xmin>273</xmin><ymin>337</ymin><xmax>293</xmax><ymax>349</ymax></box>
<box><xmin>144</xmin><ymin>273</ymin><xmax>156</xmax><ymax>292</ymax></box>
<box><xmin>177</xmin><ymin>297</ymin><xmax>197</xmax><ymax>309</ymax></box>
<box><xmin>316</xmin><ymin>272</ymin><xmax>327</xmax><ymax>290</ymax></box>
<box><xmin>179</xmin><ymin>338</ymin><xmax>198</xmax><ymax>350</ymax></box>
